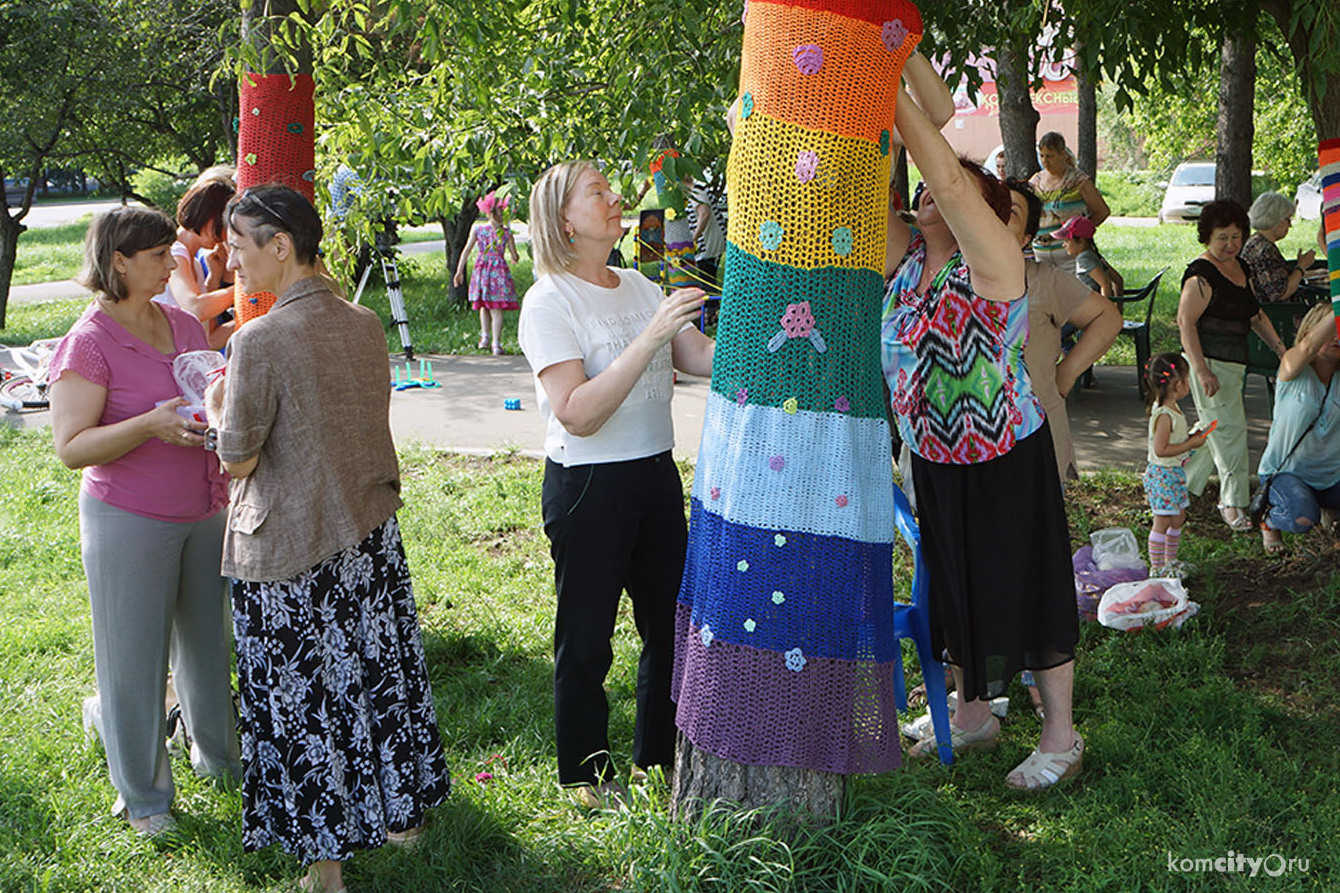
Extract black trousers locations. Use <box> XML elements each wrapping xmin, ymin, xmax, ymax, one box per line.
<box><xmin>541</xmin><ymin>451</ymin><xmax>685</xmax><ymax>786</ymax></box>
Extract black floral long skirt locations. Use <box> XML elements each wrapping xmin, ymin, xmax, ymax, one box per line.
<box><xmin>231</xmin><ymin>515</ymin><xmax>450</xmax><ymax>863</ymax></box>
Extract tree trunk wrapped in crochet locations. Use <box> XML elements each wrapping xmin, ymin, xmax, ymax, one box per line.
<box><xmin>1322</xmin><ymin>140</ymin><xmax>1340</xmax><ymax>337</ymax></box>
<box><xmin>234</xmin><ymin>73</ymin><xmax>317</xmax><ymax>326</ymax></box>
<box><xmin>672</xmin><ymin>0</ymin><xmax>921</xmax><ymax>815</ymax></box>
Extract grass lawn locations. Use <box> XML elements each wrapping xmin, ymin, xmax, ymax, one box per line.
<box><xmin>1</xmin><ymin>429</ymin><xmax>1336</xmax><ymax>891</ymax></box>
<box><xmin>9</xmin><ymin>220</ymin><xmax>92</xmax><ymax>286</ymax></box>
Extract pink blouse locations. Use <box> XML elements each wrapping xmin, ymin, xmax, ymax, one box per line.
<box><xmin>48</xmin><ymin>302</ymin><xmax>228</xmax><ymax>522</ymax></box>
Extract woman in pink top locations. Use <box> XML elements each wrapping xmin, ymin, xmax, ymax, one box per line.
<box><xmin>48</xmin><ymin>207</ymin><xmax>238</xmax><ymax>839</ymax></box>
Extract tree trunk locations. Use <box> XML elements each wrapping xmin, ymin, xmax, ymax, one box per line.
<box><xmin>671</xmin><ymin>735</ymin><xmax>845</xmax><ymax>824</ymax></box>
<box><xmin>996</xmin><ymin>42</ymin><xmax>1041</xmax><ymax>179</ymax></box>
<box><xmin>1215</xmin><ymin>32</ymin><xmax>1255</xmax><ymax>207</ymax></box>
<box><xmin>0</xmin><ymin>215</ymin><xmax>22</xmax><ymax>329</ymax></box>
<box><xmin>1263</xmin><ymin>0</ymin><xmax>1340</xmax><ymax>142</ymax></box>
<box><xmin>1075</xmin><ymin>55</ymin><xmax>1098</xmax><ymax>181</ymax></box>
<box><xmin>442</xmin><ymin>204</ymin><xmax>479</xmax><ymax>307</ymax></box>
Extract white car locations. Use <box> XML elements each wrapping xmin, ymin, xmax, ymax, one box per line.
<box><xmin>1159</xmin><ymin>162</ymin><xmax>1217</xmax><ymax>223</ymax></box>
<box><xmin>1295</xmin><ymin>171</ymin><xmax>1322</xmax><ymax>220</ymax></box>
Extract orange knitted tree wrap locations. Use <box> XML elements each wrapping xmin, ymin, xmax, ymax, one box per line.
<box><xmin>234</xmin><ymin>73</ymin><xmax>317</xmax><ymax>326</ymax></box>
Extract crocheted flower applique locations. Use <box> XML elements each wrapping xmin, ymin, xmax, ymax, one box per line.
<box><xmin>737</xmin><ymin>560</ymin><xmax>750</xmax><ymax>572</ymax></box>
<box><xmin>834</xmin><ymin>396</ymin><xmax>851</xmax><ymax>412</ymax></box>
<box><xmin>831</xmin><ymin>226</ymin><xmax>854</xmax><ymax>257</ymax></box>
<box><xmin>880</xmin><ymin>129</ymin><xmax>891</xmax><ymax>157</ymax></box>
<box><xmin>835</xmin><ymin>495</ymin><xmax>849</xmax><ymax>507</ymax></box>
<box><xmin>769</xmin><ymin>455</ymin><xmax>786</xmax><ymax>472</ymax></box>
<box><xmin>736</xmin><ymin>387</ymin><xmax>748</xmax><ymax>406</ymax></box>
<box><xmin>882</xmin><ymin>20</ymin><xmax>909</xmax><ymax>54</ymax></box>
<box><xmin>758</xmin><ymin>219</ymin><xmax>784</xmax><ymax>251</ymax></box>
<box><xmin>741</xmin><ymin>0</ymin><xmax>748</xmax><ymax>24</ymax></box>
<box><xmin>793</xmin><ymin>44</ymin><xmax>824</xmax><ymax>76</ymax></box>
<box><xmin>710</xmin><ymin>486</ymin><xmax>721</xmax><ymax>500</ymax></box>
<box><xmin>774</xmin><ymin>534</ymin><xmax>786</xmax><ymax>547</ymax></box>
<box><xmin>783</xmin><ymin>398</ymin><xmax>799</xmax><ymax>414</ymax></box>
<box><xmin>743</xmin><ymin>618</ymin><xmax>757</xmax><ymax>633</ymax></box>
<box><xmin>767</xmin><ymin>301</ymin><xmax>827</xmax><ymax>353</ymax></box>
<box><xmin>795</xmin><ymin>150</ymin><xmax>819</xmax><ymax>183</ymax></box>
<box><xmin>784</xmin><ymin>648</ymin><xmax>807</xmax><ymax>672</ymax></box>
<box><xmin>772</xmin><ymin>590</ymin><xmax>786</xmax><ymax>604</ymax></box>
<box><xmin>700</xmin><ymin>625</ymin><xmax>714</xmax><ymax>648</ymax></box>
<box><xmin>740</xmin><ymin>92</ymin><xmax>755</xmax><ymax>120</ymax></box>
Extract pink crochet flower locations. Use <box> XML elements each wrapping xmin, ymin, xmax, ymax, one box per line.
<box><xmin>835</xmin><ymin>495</ymin><xmax>849</xmax><ymax>508</ymax></box>
<box><xmin>834</xmin><ymin>396</ymin><xmax>851</xmax><ymax>412</ymax></box>
<box><xmin>793</xmin><ymin>44</ymin><xmax>824</xmax><ymax>75</ymax></box>
<box><xmin>882</xmin><ymin>19</ymin><xmax>909</xmax><ymax>53</ymax></box>
<box><xmin>736</xmin><ymin>387</ymin><xmax>748</xmax><ymax>406</ymax></box>
<box><xmin>780</xmin><ymin>302</ymin><xmax>816</xmax><ymax>338</ymax></box>
<box><xmin>710</xmin><ymin>486</ymin><xmax>721</xmax><ymax>500</ymax></box>
<box><xmin>795</xmin><ymin>151</ymin><xmax>819</xmax><ymax>183</ymax></box>
<box><xmin>769</xmin><ymin>455</ymin><xmax>786</xmax><ymax>472</ymax></box>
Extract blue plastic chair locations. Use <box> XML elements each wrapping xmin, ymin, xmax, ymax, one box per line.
<box><xmin>891</xmin><ymin>483</ymin><xmax>953</xmax><ymax>765</ymax></box>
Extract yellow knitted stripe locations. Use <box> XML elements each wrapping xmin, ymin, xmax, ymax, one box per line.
<box><xmin>726</xmin><ymin>114</ymin><xmax>889</xmax><ymax>272</ymax></box>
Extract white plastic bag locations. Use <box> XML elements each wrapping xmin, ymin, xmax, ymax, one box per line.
<box><xmin>1090</xmin><ymin>527</ymin><xmax>1146</xmax><ymax>571</ymax></box>
<box><xmin>1097</xmin><ymin>578</ymin><xmax>1198</xmax><ymax>631</ymax></box>
<box><xmin>173</xmin><ymin>351</ymin><xmax>227</xmax><ymax>404</ymax></box>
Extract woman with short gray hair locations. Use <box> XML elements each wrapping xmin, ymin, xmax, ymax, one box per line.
<box><xmin>1242</xmin><ymin>191</ymin><xmax>1316</xmax><ymax>303</ymax></box>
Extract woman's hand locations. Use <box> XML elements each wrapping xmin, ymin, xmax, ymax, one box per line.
<box><xmin>1200</xmin><ymin>368</ymin><xmax>1221</xmax><ymax>397</ymax></box>
<box><xmin>1298</xmin><ymin>249</ymin><xmax>1317</xmax><ymax>270</ymax></box>
<box><xmin>644</xmin><ymin>288</ymin><xmax>707</xmax><ymax>347</ymax></box>
<box><xmin>149</xmin><ymin>397</ymin><xmax>207</xmax><ymax>448</ymax></box>
<box><xmin>452</xmin><ymin>269</ymin><xmax>465</xmax><ymax>288</ymax></box>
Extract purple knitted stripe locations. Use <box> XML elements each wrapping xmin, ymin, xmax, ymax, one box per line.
<box><xmin>672</xmin><ymin>603</ymin><xmax>901</xmax><ymax>775</ymax></box>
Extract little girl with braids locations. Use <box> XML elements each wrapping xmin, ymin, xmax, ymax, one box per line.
<box><xmin>454</xmin><ymin>190</ymin><xmax>521</xmax><ymax>355</ymax></box>
<box><xmin>1143</xmin><ymin>353</ymin><xmax>1211</xmax><ymax>577</ymax></box>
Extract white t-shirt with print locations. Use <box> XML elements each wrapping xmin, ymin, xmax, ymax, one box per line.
<box><xmin>518</xmin><ymin>268</ymin><xmax>677</xmax><ymax>466</ymax></box>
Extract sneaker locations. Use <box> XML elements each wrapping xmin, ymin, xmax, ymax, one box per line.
<box><xmin>1153</xmin><ymin>559</ymin><xmax>1196</xmax><ymax>580</ymax></box>
<box><xmin>82</xmin><ymin>695</ymin><xmax>103</xmax><ymax>742</ymax></box>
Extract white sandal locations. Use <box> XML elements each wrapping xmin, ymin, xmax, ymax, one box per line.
<box><xmin>1006</xmin><ymin>734</ymin><xmax>1084</xmax><ymax>790</ymax></box>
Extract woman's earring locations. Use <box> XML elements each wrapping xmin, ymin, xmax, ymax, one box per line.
<box><xmin>567</xmin><ymin>230</ymin><xmax>576</xmax><ymax>244</ymax></box>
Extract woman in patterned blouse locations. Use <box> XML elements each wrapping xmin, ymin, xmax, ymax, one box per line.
<box><xmin>881</xmin><ymin>92</ymin><xmax>1083</xmax><ymax>790</ymax></box>
<box><xmin>1242</xmin><ymin>192</ymin><xmax>1316</xmax><ymax>303</ymax></box>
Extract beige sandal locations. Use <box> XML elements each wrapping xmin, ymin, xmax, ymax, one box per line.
<box><xmin>1006</xmin><ymin>734</ymin><xmax>1084</xmax><ymax>790</ymax></box>
<box><xmin>908</xmin><ymin>713</ymin><xmax>999</xmax><ymax>758</ymax></box>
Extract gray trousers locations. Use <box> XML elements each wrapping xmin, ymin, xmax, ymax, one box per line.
<box><xmin>80</xmin><ymin>492</ymin><xmax>239</xmax><ymax>818</ymax></box>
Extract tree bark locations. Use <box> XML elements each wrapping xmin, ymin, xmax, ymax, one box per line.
<box><xmin>1075</xmin><ymin>53</ymin><xmax>1099</xmax><ymax>181</ymax></box>
<box><xmin>443</xmin><ymin>202</ymin><xmax>479</xmax><ymax>307</ymax></box>
<box><xmin>671</xmin><ymin>734</ymin><xmax>845</xmax><ymax>824</ymax></box>
<box><xmin>1215</xmin><ymin>31</ymin><xmax>1255</xmax><ymax>207</ymax></box>
<box><xmin>1263</xmin><ymin>0</ymin><xmax>1340</xmax><ymax>142</ymax></box>
<box><xmin>996</xmin><ymin>42</ymin><xmax>1041</xmax><ymax>180</ymax></box>
<box><xmin>0</xmin><ymin>215</ymin><xmax>22</xmax><ymax>330</ymax></box>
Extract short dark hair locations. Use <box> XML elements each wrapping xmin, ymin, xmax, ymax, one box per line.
<box><xmin>958</xmin><ymin>157</ymin><xmax>1012</xmax><ymax>224</ymax></box>
<box><xmin>1196</xmin><ymin>199</ymin><xmax>1249</xmax><ymax>245</ymax></box>
<box><xmin>1005</xmin><ymin>178</ymin><xmax>1042</xmax><ymax>237</ymax></box>
<box><xmin>76</xmin><ymin>207</ymin><xmax>176</xmax><ymax>302</ymax></box>
<box><xmin>227</xmin><ymin>185</ymin><xmax>323</xmax><ymax>265</ymax></box>
<box><xmin>176</xmin><ymin>177</ymin><xmax>234</xmax><ymax>236</ymax></box>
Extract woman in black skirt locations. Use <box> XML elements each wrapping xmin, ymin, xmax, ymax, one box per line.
<box><xmin>881</xmin><ymin>90</ymin><xmax>1082</xmax><ymax>789</ymax></box>
<box><xmin>205</xmin><ymin>185</ymin><xmax>450</xmax><ymax>892</ymax></box>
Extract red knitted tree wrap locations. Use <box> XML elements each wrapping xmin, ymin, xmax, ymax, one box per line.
<box><xmin>235</xmin><ymin>73</ymin><xmax>316</xmax><ymax>326</ymax></box>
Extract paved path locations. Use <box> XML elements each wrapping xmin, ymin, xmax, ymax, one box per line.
<box><xmin>5</xmin><ymin>354</ymin><xmax>1271</xmax><ymax>475</ymax></box>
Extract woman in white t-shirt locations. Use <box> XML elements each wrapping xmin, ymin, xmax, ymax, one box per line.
<box><xmin>518</xmin><ymin>160</ymin><xmax>714</xmax><ymax>808</ymax></box>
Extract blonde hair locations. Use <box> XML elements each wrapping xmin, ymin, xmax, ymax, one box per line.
<box><xmin>529</xmin><ymin>160</ymin><xmax>598</xmax><ymax>276</ymax></box>
<box><xmin>76</xmin><ymin>207</ymin><xmax>176</xmax><ymax>302</ymax></box>
<box><xmin>1294</xmin><ymin>303</ymin><xmax>1333</xmax><ymax>348</ymax></box>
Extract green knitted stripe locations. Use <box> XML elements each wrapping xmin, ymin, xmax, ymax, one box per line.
<box><xmin>711</xmin><ymin>244</ymin><xmax>887</xmax><ymax>419</ymax></box>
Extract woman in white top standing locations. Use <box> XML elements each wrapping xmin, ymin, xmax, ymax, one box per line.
<box><xmin>518</xmin><ymin>160</ymin><xmax>714</xmax><ymax>808</ymax></box>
